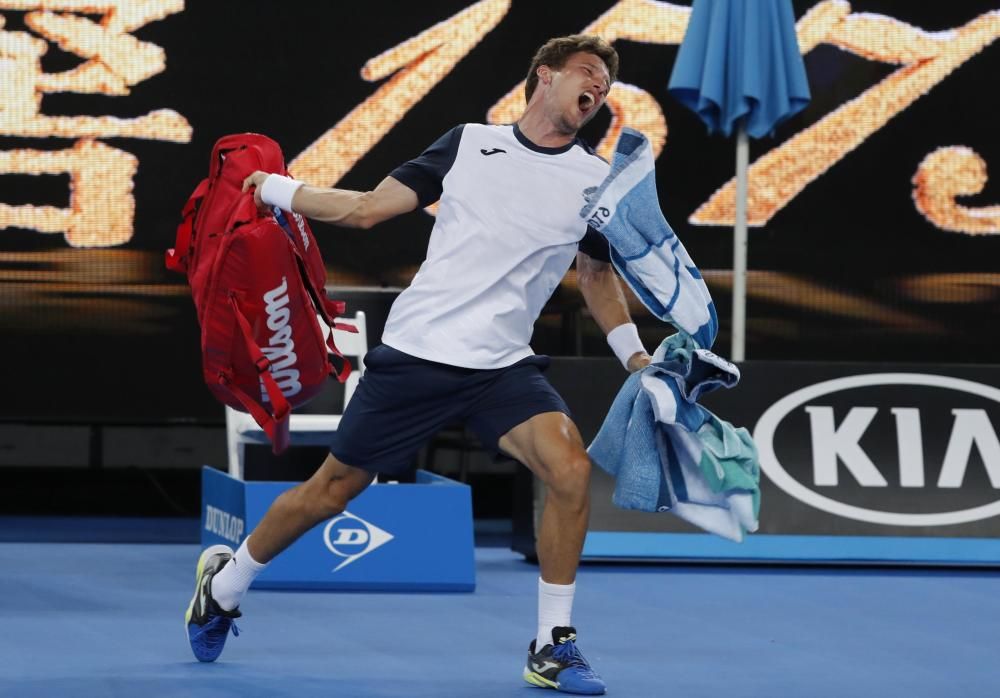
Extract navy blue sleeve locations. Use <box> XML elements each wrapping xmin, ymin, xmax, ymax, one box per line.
<box><xmin>578</xmin><ymin>225</ymin><xmax>611</xmax><ymax>262</ymax></box>
<box><xmin>388</xmin><ymin>125</ymin><xmax>464</xmax><ymax>207</ymax></box>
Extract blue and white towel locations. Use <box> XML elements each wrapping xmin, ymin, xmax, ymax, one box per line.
<box><xmin>581</xmin><ymin>129</ymin><xmax>717</xmax><ymax>350</ymax></box>
<box><xmin>580</xmin><ymin>128</ymin><xmax>760</xmax><ymax>542</ymax></box>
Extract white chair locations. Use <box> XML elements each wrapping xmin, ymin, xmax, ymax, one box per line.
<box><xmin>225</xmin><ymin>311</ymin><xmax>368</xmax><ymax>479</ymax></box>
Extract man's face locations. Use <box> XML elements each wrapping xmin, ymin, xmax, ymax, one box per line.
<box><xmin>542</xmin><ymin>51</ymin><xmax>612</xmax><ymax>135</ymax></box>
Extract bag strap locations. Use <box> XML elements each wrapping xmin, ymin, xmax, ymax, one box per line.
<box><xmin>165</xmin><ymin>178</ymin><xmax>209</xmax><ymax>273</ymax></box>
<box><xmin>325</xmin><ymin>336</ymin><xmax>353</xmax><ymax>383</ymax></box>
<box><xmin>291</xmin><ymin>254</ymin><xmax>356</xmax><ymax>384</ymax></box>
<box><xmin>322</xmin><ymin>297</ymin><xmax>347</xmax><ymax>319</ymax></box>
<box><xmin>222</xmin><ymin>375</ymin><xmax>291</xmax><ymax>454</ymax></box>
<box><xmin>225</xmin><ymin>294</ymin><xmax>292</xmax><ymax>452</ymax></box>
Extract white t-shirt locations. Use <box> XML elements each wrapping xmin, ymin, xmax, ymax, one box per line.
<box><xmin>382</xmin><ymin>123</ymin><xmax>610</xmax><ymax>369</ymax></box>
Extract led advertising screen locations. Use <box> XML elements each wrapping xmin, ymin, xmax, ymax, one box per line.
<box><xmin>1</xmin><ymin>1</ymin><xmax>998</xmax><ymax>421</ymax></box>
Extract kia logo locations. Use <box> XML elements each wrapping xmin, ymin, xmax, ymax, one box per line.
<box><xmin>755</xmin><ymin>373</ymin><xmax>1000</xmax><ymax>526</ymax></box>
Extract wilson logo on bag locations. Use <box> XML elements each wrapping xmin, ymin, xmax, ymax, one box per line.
<box><xmin>260</xmin><ymin>276</ymin><xmax>301</xmax><ymax>401</ymax></box>
<box><xmin>166</xmin><ymin>133</ymin><xmax>355</xmax><ymax>453</ymax></box>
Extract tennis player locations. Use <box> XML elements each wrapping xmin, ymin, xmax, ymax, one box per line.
<box><xmin>186</xmin><ymin>34</ymin><xmax>649</xmax><ymax>695</ymax></box>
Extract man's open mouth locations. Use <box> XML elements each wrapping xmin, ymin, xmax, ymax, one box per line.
<box><xmin>578</xmin><ymin>91</ymin><xmax>596</xmax><ymax>114</ymax></box>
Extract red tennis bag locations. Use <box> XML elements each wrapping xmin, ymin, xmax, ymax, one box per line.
<box><xmin>166</xmin><ymin>133</ymin><xmax>354</xmax><ymax>453</ymax></box>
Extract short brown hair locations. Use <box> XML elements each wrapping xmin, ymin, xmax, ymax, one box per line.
<box><xmin>524</xmin><ymin>35</ymin><xmax>619</xmax><ymax>103</ymax></box>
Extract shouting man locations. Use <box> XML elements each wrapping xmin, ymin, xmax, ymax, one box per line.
<box><xmin>186</xmin><ymin>34</ymin><xmax>649</xmax><ymax>696</ymax></box>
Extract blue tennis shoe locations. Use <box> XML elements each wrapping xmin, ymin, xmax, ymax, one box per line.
<box><xmin>523</xmin><ymin>626</ymin><xmax>606</xmax><ymax>695</ymax></box>
<box><xmin>185</xmin><ymin>544</ymin><xmax>241</xmax><ymax>662</ymax></box>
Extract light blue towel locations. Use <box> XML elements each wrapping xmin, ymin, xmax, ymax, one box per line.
<box><xmin>588</xmin><ymin>334</ymin><xmax>759</xmax><ymax>541</ymax></box>
<box><xmin>580</xmin><ymin>128</ymin><xmax>760</xmax><ymax>541</ymax></box>
<box><xmin>581</xmin><ymin>129</ymin><xmax>718</xmax><ymax>350</ymax></box>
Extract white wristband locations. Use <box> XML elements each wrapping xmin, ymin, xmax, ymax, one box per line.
<box><xmin>607</xmin><ymin>322</ymin><xmax>645</xmax><ymax>369</ymax></box>
<box><xmin>260</xmin><ymin>174</ymin><xmax>304</xmax><ymax>211</ymax></box>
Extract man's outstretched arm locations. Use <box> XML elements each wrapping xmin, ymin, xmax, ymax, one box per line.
<box><xmin>242</xmin><ymin>172</ymin><xmax>418</xmax><ymax>230</ymax></box>
<box><xmin>576</xmin><ymin>251</ymin><xmax>651</xmax><ymax>373</ymax></box>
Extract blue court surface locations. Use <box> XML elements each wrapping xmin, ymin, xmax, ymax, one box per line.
<box><xmin>1</xmin><ymin>539</ymin><xmax>999</xmax><ymax>697</ymax></box>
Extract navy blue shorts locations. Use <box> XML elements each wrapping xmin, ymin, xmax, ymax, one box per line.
<box><xmin>329</xmin><ymin>344</ymin><xmax>570</xmax><ymax>474</ymax></box>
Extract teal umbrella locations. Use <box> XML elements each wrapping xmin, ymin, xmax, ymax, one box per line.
<box><xmin>668</xmin><ymin>0</ymin><xmax>810</xmax><ymax>360</ymax></box>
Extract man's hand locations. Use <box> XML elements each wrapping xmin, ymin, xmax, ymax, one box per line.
<box><xmin>241</xmin><ymin>170</ymin><xmax>270</xmax><ymax>209</ymax></box>
<box><xmin>627</xmin><ymin>351</ymin><xmax>652</xmax><ymax>373</ymax></box>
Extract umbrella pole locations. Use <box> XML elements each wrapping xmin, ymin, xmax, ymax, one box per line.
<box><xmin>731</xmin><ymin>122</ymin><xmax>749</xmax><ymax>362</ymax></box>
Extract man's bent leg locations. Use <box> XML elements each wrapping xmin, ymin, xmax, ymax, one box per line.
<box><xmin>499</xmin><ymin>411</ymin><xmax>591</xmax><ymax>585</ymax></box>
<box><xmin>500</xmin><ymin>411</ymin><xmax>605</xmax><ymax>694</ymax></box>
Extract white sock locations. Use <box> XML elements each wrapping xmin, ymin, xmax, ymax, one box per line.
<box><xmin>211</xmin><ymin>537</ymin><xmax>267</xmax><ymax>611</ymax></box>
<box><xmin>536</xmin><ymin>577</ymin><xmax>575</xmax><ymax>651</ymax></box>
